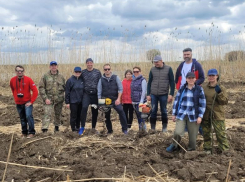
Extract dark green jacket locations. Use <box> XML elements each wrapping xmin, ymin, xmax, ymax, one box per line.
<box><xmin>203</xmin><ymin>83</ymin><xmax>228</xmax><ymax>121</ymax></box>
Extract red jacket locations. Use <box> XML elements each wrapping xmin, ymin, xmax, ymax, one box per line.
<box><xmin>121</xmin><ymin>78</ymin><xmax>132</xmax><ymax>104</ymax></box>
<box><xmin>10</xmin><ymin>76</ymin><xmax>38</xmax><ymax>105</ymax></box>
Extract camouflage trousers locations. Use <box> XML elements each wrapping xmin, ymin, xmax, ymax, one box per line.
<box><xmin>201</xmin><ymin>119</ymin><xmax>229</xmax><ymax>151</ymax></box>
<box><xmin>42</xmin><ymin>102</ymin><xmax>63</xmax><ymax>129</ymax></box>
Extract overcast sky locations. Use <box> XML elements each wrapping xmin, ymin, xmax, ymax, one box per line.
<box><xmin>0</xmin><ymin>0</ymin><xmax>245</xmax><ymax>63</ymax></box>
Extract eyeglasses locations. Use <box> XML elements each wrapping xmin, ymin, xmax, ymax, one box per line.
<box><xmin>16</xmin><ymin>70</ymin><xmax>24</xmax><ymax>73</ymax></box>
<box><xmin>104</xmin><ymin>68</ymin><xmax>111</xmax><ymax>71</ymax></box>
<box><xmin>75</xmin><ymin>71</ymin><xmax>81</xmax><ymax>73</ymax></box>
<box><xmin>133</xmin><ymin>71</ymin><xmax>139</xmax><ymax>73</ymax></box>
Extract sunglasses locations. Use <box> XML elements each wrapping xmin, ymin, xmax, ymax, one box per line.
<box><xmin>104</xmin><ymin>68</ymin><xmax>111</xmax><ymax>71</ymax></box>
<box><xmin>16</xmin><ymin>70</ymin><xmax>24</xmax><ymax>73</ymax></box>
<box><xmin>133</xmin><ymin>71</ymin><xmax>140</xmax><ymax>73</ymax></box>
<box><xmin>75</xmin><ymin>71</ymin><xmax>81</xmax><ymax>73</ymax></box>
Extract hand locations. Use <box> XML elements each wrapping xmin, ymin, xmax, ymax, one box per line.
<box><xmin>45</xmin><ymin>99</ymin><xmax>51</xmax><ymax>105</ymax></box>
<box><xmin>25</xmin><ymin>102</ymin><xmax>32</xmax><ymax>107</ymax></box>
<box><xmin>197</xmin><ymin>117</ymin><xmax>202</xmax><ymax>124</ymax></box>
<box><xmin>115</xmin><ymin>99</ymin><xmax>120</xmax><ymax>106</ymax></box>
<box><xmin>168</xmin><ymin>95</ymin><xmax>173</xmax><ymax>103</ymax></box>
<box><xmin>66</xmin><ymin>104</ymin><xmax>70</xmax><ymax>109</ymax></box>
<box><xmin>215</xmin><ymin>85</ymin><xmax>221</xmax><ymax>94</ymax></box>
<box><xmin>139</xmin><ymin>103</ymin><xmax>143</xmax><ymax>107</ymax></box>
<box><xmin>147</xmin><ymin>96</ymin><xmax>151</xmax><ymax>101</ymax></box>
<box><xmin>172</xmin><ymin>115</ymin><xmax>176</xmax><ymax>122</ymax></box>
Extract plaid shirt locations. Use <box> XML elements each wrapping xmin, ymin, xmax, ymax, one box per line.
<box><xmin>172</xmin><ymin>85</ymin><xmax>206</xmax><ymax>122</ymax></box>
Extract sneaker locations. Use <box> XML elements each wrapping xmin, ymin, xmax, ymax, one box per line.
<box><xmin>27</xmin><ymin>134</ymin><xmax>35</xmax><ymax>138</ymax></box>
<box><xmin>91</xmin><ymin>128</ymin><xmax>99</xmax><ymax>134</ymax></box>
<box><xmin>21</xmin><ymin>134</ymin><xmax>27</xmax><ymax>138</ymax></box>
<box><xmin>54</xmin><ymin>126</ymin><xmax>59</xmax><ymax>132</ymax></box>
<box><xmin>79</xmin><ymin>127</ymin><xmax>85</xmax><ymax>136</ymax></box>
<box><xmin>166</xmin><ymin>144</ymin><xmax>177</xmax><ymax>152</ymax></box>
<box><xmin>123</xmin><ymin>130</ymin><xmax>128</xmax><ymax>135</ymax></box>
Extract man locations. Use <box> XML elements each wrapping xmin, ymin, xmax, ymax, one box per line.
<box><xmin>10</xmin><ymin>65</ymin><xmax>38</xmax><ymax>138</ymax></box>
<box><xmin>97</xmin><ymin>64</ymin><xmax>128</xmax><ymax>134</ymax></box>
<box><xmin>166</xmin><ymin>72</ymin><xmax>206</xmax><ymax>152</ymax></box>
<box><xmin>39</xmin><ymin>61</ymin><xmax>66</xmax><ymax>133</ymax></box>
<box><xmin>175</xmin><ymin>48</ymin><xmax>205</xmax><ymax>90</ymax></box>
<box><xmin>147</xmin><ymin>55</ymin><xmax>175</xmax><ymax>132</ymax></box>
<box><xmin>79</xmin><ymin>58</ymin><xmax>102</xmax><ymax>135</ymax></box>
<box><xmin>65</xmin><ymin>67</ymin><xmax>84</xmax><ymax>132</ymax></box>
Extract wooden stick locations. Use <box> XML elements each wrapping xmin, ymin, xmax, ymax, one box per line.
<box><xmin>225</xmin><ymin>159</ymin><xmax>232</xmax><ymax>182</ymax></box>
<box><xmin>172</xmin><ymin>138</ymin><xmax>188</xmax><ymax>152</ymax></box>
<box><xmin>123</xmin><ymin>166</ymin><xmax>126</xmax><ymax>182</ymax></box>
<box><xmin>2</xmin><ymin>132</ymin><xmax>14</xmax><ymax>182</ymax></box>
<box><xmin>206</xmin><ymin>171</ymin><xmax>217</xmax><ymax>182</ymax></box>
<box><xmin>147</xmin><ymin>163</ymin><xmax>166</xmax><ymax>182</ymax></box>
<box><xmin>21</xmin><ymin>136</ymin><xmax>52</xmax><ymax>148</ymax></box>
<box><xmin>0</xmin><ymin>161</ymin><xmax>73</xmax><ymax>172</ymax></box>
<box><xmin>36</xmin><ymin>177</ymin><xmax>51</xmax><ymax>182</ymax></box>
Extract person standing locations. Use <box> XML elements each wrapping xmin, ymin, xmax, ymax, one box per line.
<box><xmin>121</xmin><ymin>69</ymin><xmax>134</xmax><ymax>129</ymax></box>
<box><xmin>131</xmin><ymin>66</ymin><xmax>147</xmax><ymax>131</ymax></box>
<box><xmin>202</xmin><ymin>69</ymin><xmax>229</xmax><ymax>154</ymax></box>
<box><xmin>166</xmin><ymin>72</ymin><xmax>206</xmax><ymax>152</ymax></box>
<box><xmin>65</xmin><ymin>67</ymin><xmax>84</xmax><ymax>132</ymax></box>
<box><xmin>175</xmin><ymin>48</ymin><xmax>205</xmax><ymax>90</ymax></box>
<box><xmin>97</xmin><ymin>64</ymin><xmax>128</xmax><ymax>134</ymax></box>
<box><xmin>79</xmin><ymin>58</ymin><xmax>102</xmax><ymax>135</ymax></box>
<box><xmin>10</xmin><ymin>65</ymin><xmax>38</xmax><ymax>138</ymax></box>
<box><xmin>147</xmin><ymin>55</ymin><xmax>175</xmax><ymax>132</ymax></box>
<box><xmin>39</xmin><ymin>61</ymin><xmax>66</xmax><ymax>133</ymax></box>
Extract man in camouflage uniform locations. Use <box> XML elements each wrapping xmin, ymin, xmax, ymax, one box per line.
<box><xmin>202</xmin><ymin>69</ymin><xmax>229</xmax><ymax>153</ymax></box>
<box><xmin>39</xmin><ymin>61</ymin><xmax>66</xmax><ymax>132</ymax></box>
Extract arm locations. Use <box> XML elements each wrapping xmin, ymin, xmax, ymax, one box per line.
<box><xmin>115</xmin><ymin>76</ymin><xmax>123</xmax><ymax>105</ymax></box>
<box><xmin>29</xmin><ymin>79</ymin><xmax>38</xmax><ymax>104</ymax></box>
<box><xmin>38</xmin><ymin>75</ymin><xmax>48</xmax><ymax>102</ymax></box>
<box><xmin>147</xmin><ymin>70</ymin><xmax>153</xmax><ymax>96</ymax></box>
<box><xmin>168</xmin><ymin>67</ymin><xmax>175</xmax><ymax>96</ymax></box>
<box><xmin>65</xmin><ymin>79</ymin><xmax>71</xmax><ymax>104</ymax></box>
<box><xmin>172</xmin><ymin>91</ymin><xmax>180</xmax><ymax>116</ymax></box>
<box><xmin>97</xmin><ymin>79</ymin><xmax>102</xmax><ymax>99</ymax></box>
<box><xmin>195</xmin><ymin>62</ymin><xmax>205</xmax><ymax>85</ymax></box>
<box><xmin>198</xmin><ymin>88</ymin><xmax>206</xmax><ymax>118</ymax></box>
<box><xmin>140</xmin><ymin>79</ymin><xmax>147</xmax><ymax>103</ymax></box>
<box><xmin>216</xmin><ymin>85</ymin><xmax>228</xmax><ymax>105</ymax></box>
<box><xmin>10</xmin><ymin>78</ymin><xmax>15</xmax><ymax>95</ymax></box>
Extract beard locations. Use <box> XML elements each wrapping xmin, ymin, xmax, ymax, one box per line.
<box><xmin>184</xmin><ymin>57</ymin><xmax>191</xmax><ymax>62</ymax></box>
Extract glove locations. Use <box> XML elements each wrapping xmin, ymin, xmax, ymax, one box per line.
<box><xmin>215</xmin><ymin>85</ymin><xmax>221</xmax><ymax>94</ymax></box>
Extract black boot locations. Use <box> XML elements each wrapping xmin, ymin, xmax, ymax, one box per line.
<box><xmin>162</xmin><ymin>117</ymin><xmax>168</xmax><ymax>132</ymax></box>
<box><xmin>42</xmin><ymin>129</ymin><xmax>48</xmax><ymax>133</ymax></box>
<box><xmin>54</xmin><ymin>126</ymin><xmax>59</xmax><ymax>132</ymax></box>
<box><xmin>150</xmin><ymin>117</ymin><xmax>157</xmax><ymax>130</ymax></box>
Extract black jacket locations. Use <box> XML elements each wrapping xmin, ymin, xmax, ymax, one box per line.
<box><xmin>65</xmin><ymin>75</ymin><xmax>84</xmax><ymax>104</ymax></box>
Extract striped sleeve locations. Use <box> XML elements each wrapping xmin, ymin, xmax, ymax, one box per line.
<box><xmin>172</xmin><ymin>90</ymin><xmax>181</xmax><ymax>115</ymax></box>
<box><xmin>198</xmin><ymin>87</ymin><xmax>206</xmax><ymax>118</ymax></box>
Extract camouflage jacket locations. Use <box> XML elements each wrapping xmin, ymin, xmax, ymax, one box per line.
<box><xmin>39</xmin><ymin>70</ymin><xmax>66</xmax><ymax>103</ymax></box>
<box><xmin>203</xmin><ymin>83</ymin><xmax>228</xmax><ymax>121</ymax></box>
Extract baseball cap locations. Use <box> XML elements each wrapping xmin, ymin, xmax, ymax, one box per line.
<box><xmin>153</xmin><ymin>55</ymin><xmax>162</xmax><ymax>62</ymax></box>
<box><xmin>74</xmin><ymin>67</ymin><xmax>82</xmax><ymax>72</ymax></box>
<box><xmin>50</xmin><ymin>61</ymin><xmax>57</xmax><ymax>65</ymax></box>
<box><xmin>86</xmin><ymin>58</ymin><xmax>93</xmax><ymax>63</ymax></box>
<box><xmin>207</xmin><ymin>69</ymin><xmax>218</xmax><ymax>76</ymax></box>
<box><xmin>186</xmin><ymin>72</ymin><xmax>196</xmax><ymax>78</ymax></box>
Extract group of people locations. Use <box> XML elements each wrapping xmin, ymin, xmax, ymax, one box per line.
<box><xmin>10</xmin><ymin>47</ymin><xmax>229</xmax><ymax>154</ymax></box>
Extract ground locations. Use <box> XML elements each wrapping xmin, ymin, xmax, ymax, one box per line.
<box><xmin>0</xmin><ymin>82</ymin><xmax>245</xmax><ymax>182</ymax></box>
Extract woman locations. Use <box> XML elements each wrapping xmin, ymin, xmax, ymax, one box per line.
<box><xmin>121</xmin><ymin>70</ymin><xmax>134</xmax><ymax>129</ymax></box>
<box><xmin>202</xmin><ymin>69</ymin><xmax>229</xmax><ymax>154</ymax></box>
<box><xmin>131</xmin><ymin>66</ymin><xmax>147</xmax><ymax>131</ymax></box>
<box><xmin>65</xmin><ymin>67</ymin><xmax>84</xmax><ymax>132</ymax></box>
<box><xmin>166</xmin><ymin>72</ymin><xmax>206</xmax><ymax>152</ymax></box>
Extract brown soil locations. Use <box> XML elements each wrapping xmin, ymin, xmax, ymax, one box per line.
<box><xmin>0</xmin><ymin>83</ymin><xmax>245</xmax><ymax>181</ymax></box>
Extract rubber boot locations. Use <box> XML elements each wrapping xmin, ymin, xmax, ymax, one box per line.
<box><xmin>150</xmin><ymin>117</ymin><xmax>157</xmax><ymax>130</ymax></box>
<box><xmin>162</xmin><ymin>117</ymin><xmax>168</xmax><ymax>133</ymax></box>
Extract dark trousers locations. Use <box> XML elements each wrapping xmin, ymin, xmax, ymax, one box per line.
<box><xmin>70</xmin><ymin>103</ymin><xmax>82</xmax><ymax>131</ymax></box>
<box><xmin>123</xmin><ymin>104</ymin><xmax>134</xmax><ymax>128</ymax></box>
<box><xmin>16</xmin><ymin>104</ymin><xmax>35</xmax><ymax>135</ymax></box>
<box><xmin>105</xmin><ymin>103</ymin><xmax>128</xmax><ymax>133</ymax></box>
<box><xmin>81</xmin><ymin>93</ymin><xmax>98</xmax><ymax>128</ymax></box>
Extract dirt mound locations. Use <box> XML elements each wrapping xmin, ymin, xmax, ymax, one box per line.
<box><xmin>0</xmin><ymin>126</ymin><xmax>245</xmax><ymax>181</ymax></box>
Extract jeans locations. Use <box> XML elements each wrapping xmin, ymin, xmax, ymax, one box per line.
<box><xmin>105</xmin><ymin>103</ymin><xmax>128</xmax><ymax>133</ymax></box>
<box><xmin>16</xmin><ymin>104</ymin><xmax>35</xmax><ymax>135</ymax></box>
<box><xmin>81</xmin><ymin>93</ymin><xmax>98</xmax><ymax>128</ymax></box>
<box><xmin>123</xmin><ymin>104</ymin><xmax>134</xmax><ymax>128</ymax></box>
<box><xmin>70</xmin><ymin>103</ymin><xmax>82</xmax><ymax>131</ymax></box>
<box><xmin>150</xmin><ymin>94</ymin><xmax>168</xmax><ymax>123</ymax></box>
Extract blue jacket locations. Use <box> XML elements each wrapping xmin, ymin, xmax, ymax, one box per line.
<box><xmin>65</xmin><ymin>75</ymin><xmax>84</xmax><ymax>104</ymax></box>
